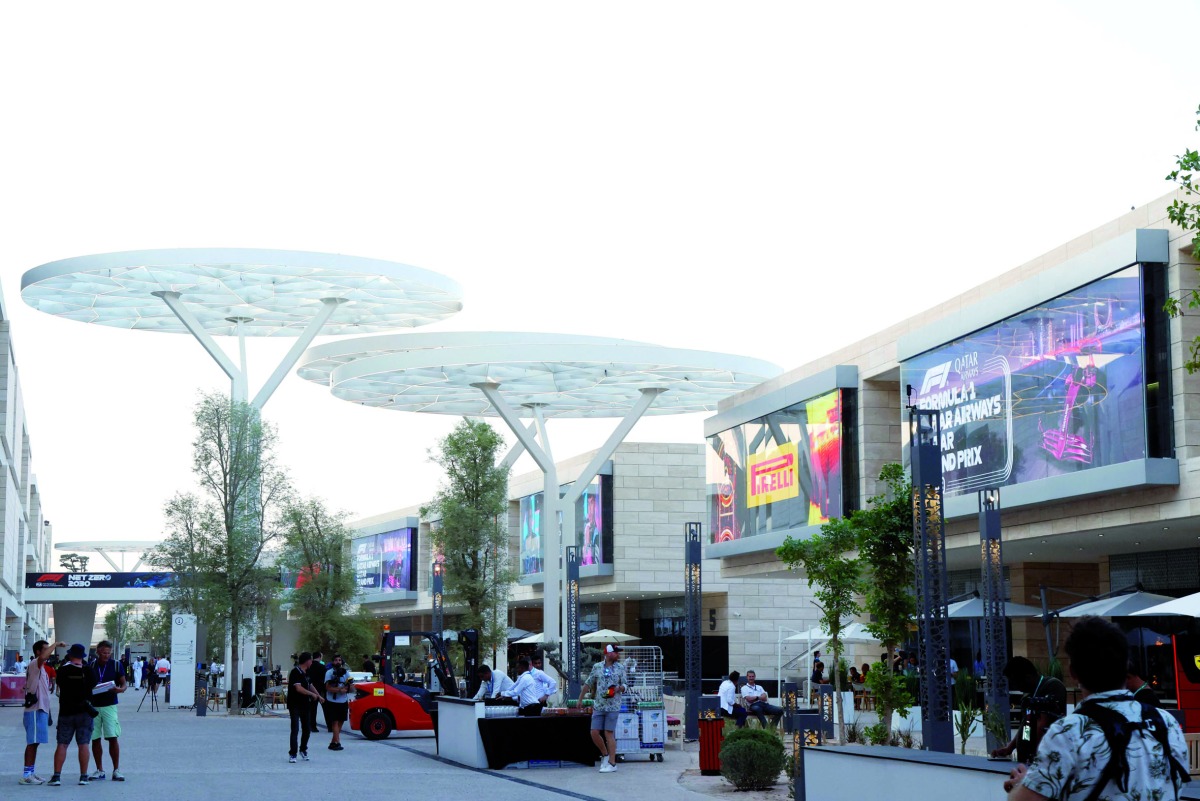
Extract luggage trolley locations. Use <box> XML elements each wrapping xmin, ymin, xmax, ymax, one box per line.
<box><xmin>613</xmin><ymin>645</ymin><xmax>667</xmax><ymax>762</ymax></box>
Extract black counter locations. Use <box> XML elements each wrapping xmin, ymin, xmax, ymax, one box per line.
<box><xmin>476</xmin><ymin>714</ymin><xmax>597</xmax><ymax>770</ymax></box>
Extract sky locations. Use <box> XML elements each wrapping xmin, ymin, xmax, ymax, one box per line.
<box><xmin>2</xmin><ymin>1</ymin><xmax>1199</xmax><ymax>551</ymax></box>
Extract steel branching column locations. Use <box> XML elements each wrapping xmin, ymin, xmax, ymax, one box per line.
<box><xmin>979</xmin><ymin>489</ymin><xmax>1009</xmax><ymax>753</ymax></box>
<box><xmin>566</xmin><ymin>545</ymin><xmax>581</xmax><ymax>698</ymax></box>
<box><xmin>909</xmin><ymin>407</ymin><xmax>952</xmax><ymax>753</ymax></box>
<box><xmin>684</xmin><ymin>522</ymin><xmax>703</xmax><ymax>742</ymax></box>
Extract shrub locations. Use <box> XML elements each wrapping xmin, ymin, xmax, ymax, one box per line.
<box><xmin>720</xmin><ymin>727</ymin><xmax>786</xmax><ymax>790</ymax></box>
<box><xmin>845</xmin><ymin>720</ymin><xmax>861</xmax><ymax>743</ymax></box>
<box><xmin>862</xmin><ymin>722</ymin><xmax>890</xmax><ymax>745</ymax></box>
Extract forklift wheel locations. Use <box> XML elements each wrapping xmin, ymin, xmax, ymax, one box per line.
<box><xmin>361</xmin><ymin>710</ymin><xmax>393</xmax><ymax>740</ymax></box>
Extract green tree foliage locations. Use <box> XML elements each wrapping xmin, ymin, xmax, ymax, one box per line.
<box><xmin>103</xmin><ymin>604</ymin><xmax>135</xmax><ymax>643</ymax></box>
<box><xmin>149</xmin><ymin>393</ymin><xmax>290</xmax><ymax>713</ymax></box>
<box><xmin>127</xmin><ymin>607</ymin><xmax>172</xmax><ymax>655</ymax></box>
<box><xmin>59</xmin><ymin>553</ymin><xmax>89</xmax><ymax>572</ymax></box>
<box><xmin>421</xmin><ymin>419</ymin><xmax>514</xmax><ymax>658</ymax></box>
<box><xmin>280</xmin><ymin>497</ymin><xmax>379</xmax><ymax>659</ymax></box>
<box><xmin>777</xmin><ymin>516</ymin><xmax>859</xmax><ymax>743</ymax></box>
<box><xmin>1165</xmin><ymin>104</ymin><xmax>1200</xmax><ymax>372</ymax></box>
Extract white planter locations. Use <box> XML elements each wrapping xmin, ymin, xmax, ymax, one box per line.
<box><xmin>833</xmin><ymin>691</ymin><xmax>858</xmax><ymax>725</ymax></box>
<box><xmin>892</xmin><ymin>706</ymin><xmax>919</xmax><ymax>733</ymax></box>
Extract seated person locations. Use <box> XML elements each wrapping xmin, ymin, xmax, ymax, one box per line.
<box><xmin>740</xmin><ymin>671</ymin><xmax>783</xmax><ymax>727</ymax></box>
<box><xmin>848</xmin><ymin>666</ymin><xmax>861</xmax><ymax>685</ymax></box>
<box><xmin>718</xmin><ymin>671</ymin><xmax>748</xmax><ymax>728</ymax></box>
<box><xmin>810</xmin><ymin>661</ymin><xmax>827</xmax><ymax>686</ymax></box>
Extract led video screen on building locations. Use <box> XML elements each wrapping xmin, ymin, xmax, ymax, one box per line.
<box><xmin>519</xmin><ymin>476</ymin><xmax>613</xmax><ymax>575</ymax></box>
<box><xmin>353</xmin><ymin>527</ymin><xmax>416</xmax><ymax>593</ymax></box>
<box><xmin>706</xmin><ymin>389</ymin><xmax>845</xmax><ymax>544</ymax></box>
<box><xmin>900</xmin><ymin>265</ymin><xmax>1147</xmax><ymax>497</ymax></box>
<box><xmin>519</xmin><ymin>492</ymin><xmax>544</xmax><ymax>576</ymax></box>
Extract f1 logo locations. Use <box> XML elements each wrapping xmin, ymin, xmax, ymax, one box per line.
<box><xmin>920</xmin><ymin>361</ymin><xmax>953</xmax><ymax>394</ymax></box>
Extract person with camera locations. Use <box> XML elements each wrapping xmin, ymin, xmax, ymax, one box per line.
<box><xmin>990</xmin><ymin>655</ymin><xmax>1067</xmax><ymax>762</ymax></box>
<box><xmin>20</xmin><ymin>639</ymin><xmax>65</xmax><ymax>785</ymax></box>
<box><xmin>1004</xmin><ymin>616</ymin><xmax>1189</xmax><ymax>801</ymax></box>
<box><xmin>287</xmin><ymin>652</ymin><xmax>325</xmax><ymax>763</ymax></box>
<box><xmin>87</xmin><ymin>640</ymin><xmax>127</xmax><ymax>782</ymax></box>
<box><xmin>48</xmin><ymin>643</ymin><xmax>97</xmax><ymax>786</ymax></box>
<box><xmin>323</xmin><ymin>655</ymin><xmax>353</xmax><ymax>751</ymax></box>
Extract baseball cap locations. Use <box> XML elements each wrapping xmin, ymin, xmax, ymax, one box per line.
<box><xmin>67</xmin><ymin>643</ymin><xmax>86</xmax><ymax>658</ymax></box>
<box><xmin>604</xmin><ymin>644</ymin><xmax>622</xmax><ymax>654</ymax></box>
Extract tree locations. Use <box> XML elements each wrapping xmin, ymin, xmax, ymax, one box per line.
<box><xmin>149</xmin><ymin>392</ymin><xmax>290</xmax><ymax>713</ymax></box>
<box><xmin>59</xmin><ymin>553</ymin><xmax>89</xmax><ymax>572</ymax></box>
<box><xmin>280</xmin><ymin>497</ymin><xmax>379</xmax><ymax>659</ymax></box>
<box><xmin>1166</xmin><ymin>103</ymin><xmax>1200</xmax><ymax>371</ymax></box>
<box><xmin>777</xmin><ymin>516</ymin><xmax>860</xmax><ymax>744</ymax></box>
<box><xmin>104</xmin><ymin>604</ymin><xmax>135</xmax><ymax>643</ymax></box>
<box><xmin>421</xmin><ymin>418</ymin><xmax>514</xmax><ymax>659</ymax></box>
<box><xmin>853</xmin><ymin>463</ymin><xmax>916</xmax><ymax>733</ymax></box>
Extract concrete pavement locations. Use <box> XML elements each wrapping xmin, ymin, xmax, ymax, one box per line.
<box><xmin>0</xmin><ymin>692</ymin><xmax>725</xmax><ymax>801</ymax></box>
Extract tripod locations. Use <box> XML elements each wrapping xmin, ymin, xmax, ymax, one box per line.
<box><xmin>137</xmin><ymin>681</ymin><xmax>160</xmax><ymax>712</ymax></box>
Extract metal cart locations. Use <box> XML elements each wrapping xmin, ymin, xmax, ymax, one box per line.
<box><xmin>613</xmin><ymin>645</ymin><xmax>666</xmax><ymax>762</ymax></box>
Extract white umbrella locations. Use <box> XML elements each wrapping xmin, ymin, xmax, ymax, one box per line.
<box><xmin>514</xmin><ymin>632</ymin><xmax>550</xmax><ymax>645</ymax></box>
<box><xmin>579</xmin><ymin>628</ymin><xmax>640</xmax><ymax>644</ymax></box>
<box><xmin>1131</xmin><ymin>591</ymin><xmax>1200</xmax><ymax>617</ymax></box>
<box><xmin>784</xmin><ymin>622</ymin><xmax>879</xmax><ymax>644</ymax></box>
<box><xmin>507</xmin><ymin>627</ymin><xmax>532</xmax><ymax>641</ymax></box>
<box><xmin>947</xmin><ymin>598</ymin><xmax>1043</xmax><ymax>618</ymax></box>
<box><xmin>1053</xmin><ymin>591</ymin><xmax>1177</xmax><ymax>618</ymax></box>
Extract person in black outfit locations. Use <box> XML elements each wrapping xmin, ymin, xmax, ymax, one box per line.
<box><xmin>307</xmin><ymin>651</ymin><xmax>326</xmax><ymax>733</ymax></box>
<box><xmin>50</xmin><ymin>644</ymin><xmax>97</xmax><ymax>786</ymax></box>
<box><xmin>1126</xmin><ymin>662</ymin><xmax>1159</xmax><ymax>707</ymax></box>
<box><xmin>990</xmin><ymin>656</ymin><xmax>1067</xmax><ymax>761</ymax></box>
<box><xmin>288</xmin><ymin>652</ymin><xmax>325</xmax><ymax>762</ymax></box>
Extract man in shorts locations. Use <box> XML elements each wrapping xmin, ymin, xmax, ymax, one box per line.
<box><xmin>88</xmin><ymin>640</ymin><xmax>127</xmax><ymax>781</ymax></box>
<box><xmin>49</xmin><ymin>643</ymin><xmax>97</xmax><ymax>786</ymax></box>
<box><xmin>323</xmin><ymin>655</ymin><xmax>352</xmax><ymax>750</ymax></box>
<box><xmin>579</xmin><ymin>644</ymin><xmax>627</xmax><ymax>773</ymax></box>
<box><xmin>20</xmin><ymin>639</ymin><xmax>64</xmax><ymax>785</ymax></box>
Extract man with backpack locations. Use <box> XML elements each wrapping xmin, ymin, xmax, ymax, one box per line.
<box><xmin>1004</xmin><ymin>616</ymin><xmax>1189</xmax><ymax>801</ymax></box>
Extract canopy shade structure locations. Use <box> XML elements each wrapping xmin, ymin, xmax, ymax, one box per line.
<box><xmin>784</xmin><ymin>622</ymin><xmax>880</xmax><ymax>645</ymax></box>
<box><xmin>1052</xmin><ymin>591</ymin><xmax>1177</xmax><ymax>618</ymax></box>
<box><xmin>507</xmin><ymin>627</ymin><xmax>533</xmax><ymax>641</ymax></box>
<box><xmin>947</xmin><ymin>598</ymin><xmax>1043</xmax><ymax>618</ymax></box>
<box><xmin>297</xmin><ymin>330</ymin><xmax>782</xmax><ymax>679</ymax></box>
<box><xmin>22</xmin><ymin>248</ymin><xmax>463</xmax><ymax>408</ymax></box>
<box><xmin>1131</xmin><ymin>593</ymin><xmax>1200</xmax><ymax>617</ymax></box>
<box><xmin>514</xmin><ymin>632</ymin><xmax>551</xmax><ymax>645</ymax></box>
<box><xmin>55</xmin><ymin>540</ymin><xmax>160</xmax><ymax>572</ymax></box>
<box><xmin>578</xmin><ymin>629</ymin><xmax>640</xmax><ymax>644</ymax></box>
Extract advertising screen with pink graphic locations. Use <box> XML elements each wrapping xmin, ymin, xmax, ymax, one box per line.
<box><xmin>900</xmin><ymin>265</ymin><xmax>1146</xmax><ymax>497</ymax></box>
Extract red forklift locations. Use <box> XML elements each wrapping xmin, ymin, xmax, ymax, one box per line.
<box><xmin>349</xmin><ymin>627</ymin><xmax>478</xmax><ymax>740</ymax></box>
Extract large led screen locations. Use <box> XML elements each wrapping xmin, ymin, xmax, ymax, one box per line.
<box><xmin>900</xmin><ymin>266</ymin><xmax>1146</xmax><ymax>497</ymax></box>
<box><xmin>519</xmin><ymin>492</ymin><xmax>544</xmax><ymax>576</ymax></box>
<box><xmin>706</xmin><ymin>389</ymin><xmax>845</xmax><ymax>544</ymax></box>
<box><xmin>353</xmin><ymin>527</ymin><xmax>416</xmax><ymax>593</ymax></box>
<box><xmin>576</xmin><ymin>475</ymin><xmax>613</xmax><ymax>567</ymax></box>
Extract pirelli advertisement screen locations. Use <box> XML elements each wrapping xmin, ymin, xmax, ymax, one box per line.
<box><xmin>900</xmin><ymin>265</ymin><xmax>1147</xmax><ymax>497</ymax></box>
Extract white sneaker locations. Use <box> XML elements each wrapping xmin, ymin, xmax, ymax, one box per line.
<box><xmin>599</xmin><ymin>761</ymin><xmax>616</xmax><ymax>773</ymax></box>
<box><xmin>18</xmin><ymin>774</ymin><xmax>46</xmax><ymax>785</ymax></box>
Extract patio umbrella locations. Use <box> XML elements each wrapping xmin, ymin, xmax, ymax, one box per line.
<box><xmin>947</xmin><ymin>598</ymin><xmax>1042</xmax><ymax>618</ymax></box>
<box><xmin>1054</xmin><ymin>591</ymin><xmax>1177</xmax><ymax>618</ymax></box>
<box><xmin>784</xmin><ymin>622</ymin><xmax>880</xmax><ymax>645</ymax></box>
<box><xmin>1130</xmin><ymin>591</ymin><xmax>1200</xmax><ymax>617</ymax></box>
<box><xmin>514</xmin><ymin>632</ymin><xmax>550</xmax><ymax>645</ymax></box>
<box><xmin>507</xmin><ymin>627</ymin><xmax>532</xmax><ymax>641</ymax></box>
<box><xmin>579</xmin><ymin>628</ymin><xmax>640</xmax><ymax>643</ymax></box>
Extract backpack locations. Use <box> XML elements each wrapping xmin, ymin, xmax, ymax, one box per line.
<box><xmin>1076</xmin><ymin>695</ymin><xmax>1190</xmax><ymax>801</ymax></box>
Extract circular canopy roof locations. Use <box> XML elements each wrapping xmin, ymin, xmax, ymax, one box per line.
<box><xmin>54</xmin><ymin>541</ymin><xmax>158</xmax><ymax>553</ymax></box>
<box><xmin>21</xmin><ymin>248</ymin><xmax>463</xmax><ymax>337</ymax></box>
<box><xmin>300</xmin><ymin>332</ymin><xmax>781</xmax><ymax>418</ymax></box>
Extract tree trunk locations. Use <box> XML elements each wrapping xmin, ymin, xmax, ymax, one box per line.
<box><xmin>229</xmin><ymin>608</ymin><xmax>240</xmax><ymax>714</ymax></box>
<box><xmin>880</xmin><ymin>644</ymin><xmax>895</xmax><ymax>733</ymax></box>
<box><xmin>833</xmin><ymin>644</ymin><xmax>845</xmax><ymax>745</ymax></box>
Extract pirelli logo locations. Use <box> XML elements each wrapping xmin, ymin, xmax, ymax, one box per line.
<box><xmin>747</xmin><ymin>442</ymin><xmax>799</xmax><ymax>508</ymax></box>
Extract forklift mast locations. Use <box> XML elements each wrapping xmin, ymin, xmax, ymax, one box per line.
<box><xmin>378</xmin><ymin>629</ymin><xmax>479</xmax><ymax>698</ymax></box>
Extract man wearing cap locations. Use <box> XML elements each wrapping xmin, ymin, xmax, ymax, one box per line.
<box><xmin>49</xmin><ymin>644</ymin><xmax>97</xmax><ymax>786</ymax></box>
<box><xmin>579</xmin><ymin>644</ymin><xmax>627</xmax><ymax>773</ymax></box>
<box><xmin>88</xmin><ymin>640</ymin><xmax>127</xmax><ymax>781</ymax></box>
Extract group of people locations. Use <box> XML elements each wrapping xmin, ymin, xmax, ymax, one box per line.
<box><xmin>129</xmin><ymin>655</ymin><xmax>171</xmax><ymax>691</ymax></box>
<box><xmin>20</xmin><ymin>639</ymin><xmax>128</xmax><ymax>786</ymax></box>
<box><xmin>717</xmin><ymin>669</ymin><xmax>784</xmax><ymax>728</ymax></box>
<box><xmin>471</xmin><ymin>651</ymin><xmax>558</xmax><ymax>715</ymax></box>
<box><xmin>285</xmin><ymin>651</ymin><xmax>355</xmax><ymax>762</ymax></box>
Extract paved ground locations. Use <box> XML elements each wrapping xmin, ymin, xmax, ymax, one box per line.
<box><xmin>0</xmin><ymin>692</ymin><xmax>740</xmax><ymax>801</ymax></box>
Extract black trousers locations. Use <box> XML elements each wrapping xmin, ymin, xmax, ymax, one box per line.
<box><xmin>309</xmin><ymin>697</ymin><xmax>321</xmax><ymax>732</ymax></box>
<box><xmin>289</xmin><ymin>703</ymin><xmax>312</xmax><ymax>756</ymax></box>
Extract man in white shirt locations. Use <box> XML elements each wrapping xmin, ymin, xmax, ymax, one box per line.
<box><xmin>528</xmin><ymin>653</ymin><xmax>558</xmax><ymax>706</ymax></box>
<box><xmin>740</xmin><ymin>670</ymin><xmax>783</xmax><ymax>728</ymax></box>
<box><xmin>13</xmin><ymin>654</ymin><xmax>27</xmax><ymax>674</ymax></box>
<box><xmin>717</xmin><ymin>671</ymin><xmax>747</xmax><ymax>728</ymax></box>
<box><xmin>949</xmin><ymin>658</ymin><xmax>959</xmax><ymax>686</ymax></box>
<box><xmin>471</xmin><ymin>665</ymin><xmax>514</xmax><ymax>701</ymax></box>
<box><xmin>503</xmin><ymin>657</ymin><xmax>544</xmax><ymax>716</ymax></box>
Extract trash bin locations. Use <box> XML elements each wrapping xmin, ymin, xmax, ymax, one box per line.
<box><xmin>195</xmin><ymin>677</ymin><xmax>208</xmax><ymax>716</ymax></box>
<box><xmin>698</xmin><ymin>717</ymin><xmax>725</xmax><ymax>776</ymax></box>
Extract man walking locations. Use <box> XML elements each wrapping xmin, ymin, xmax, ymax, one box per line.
<box><xmin>307</xmin><ymin>651</ymin><xmax>326</xmax><ymax>733</ymax></box>
<box><xmin>740</xmin><ymin>671</ymin><xmax>783</xmax><ymax>728</ymax></box>
<box><xmin>323</xmin><ymin>655</ymin><xmax>351</xmax><ymax>751</ymax></box>
<box><xmin>20</xmin><ymin>639</ymin><xmax>64</xmax><ymax>785</ymax></box>
<box><xmin>579</xmin><ymin>644</ymin><xmax>627</xmax><ymax>773</ymax></box>
<box><xmin>48</xmin><ymin>644</ymin><xmax>97</xmax><ymax>787</ymax></box>
<box><xmin>1004</xmin><ymin>616</ymin><xmax>1189</xmax><ymax>800</ymax></box>
<box><xmin>88</xmin><ymin>640</ymin><xmax>127</xmax><ymax>781</ymax></box>
<box><xmin>288</xmin><ymin>652</ymin><xmax>325</xmax><ymax>763</ymax></box>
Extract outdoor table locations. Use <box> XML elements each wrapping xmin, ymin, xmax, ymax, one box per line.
<box><xmin>475</xmin><ymin>713</ymin><xmax>597</xmax><ymax>769</ymax></box>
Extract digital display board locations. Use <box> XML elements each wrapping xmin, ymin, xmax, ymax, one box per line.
<box><xmin>576</xmin><ymin>474</ymin><xmax>613</xmax><ymax>567</ymax></box>
<box><xmin>900</xmin><ymin>266</ymin><xmax>1146</xmax><ymax>496</ymax></box>
<box><xmin>519</xmin><ymin>492</ymin><xmax>544</xmax><ymax>576</ymax></box>
<box><xmin>707</xmin><ymin>389</ymin><xmax>845</xmax><ymax>543</ymax></box>
<box><xmin>353</xmin><ymin>527</ymin><xmax>416</xmax><ymax>593</ymax></box>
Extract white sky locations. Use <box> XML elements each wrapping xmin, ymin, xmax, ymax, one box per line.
<box><xmin>3</xmin><ymin>1</ymin><xmax>1199</xmax><ymax>550</ymax></box>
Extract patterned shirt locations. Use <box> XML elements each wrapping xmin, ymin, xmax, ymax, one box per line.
<box><xmin>1022</xmin><ymin>689</ymin><xmax>1188</xmax><ymax>801</ymax></box>
<box><xmin>585</xmin><ymin>661</ymin><xmax>627</xmax><ymax>712</ymax></box>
